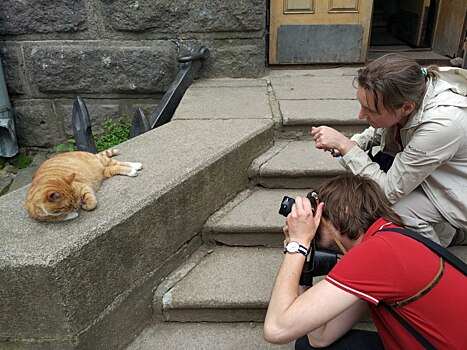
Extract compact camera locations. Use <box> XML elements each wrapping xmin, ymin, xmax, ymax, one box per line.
<box><xmin>279</xmin><ymin>192</ymin><xmax>338</xmax><ymax>286</ymax></box>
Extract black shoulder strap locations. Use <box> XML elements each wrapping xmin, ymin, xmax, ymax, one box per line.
<box><xmin>377</xmin><ymin>227</ymin><xmax>467</xmax><ymax>276</ymax></box>
<box><xmin>381</xmin><ymin>303</ymin><xmax>436</xmax><ymax>350</ymax></box>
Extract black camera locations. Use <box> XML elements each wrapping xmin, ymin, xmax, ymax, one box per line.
<box><xmin>279</xmin><ymin>192</ymin><xmax>318</xmax><ymax>217</ymax></box>
<box><xmin>279</xmin><ymin>193</ymin><xmax>338</xmax><ymax>286</ymax></box>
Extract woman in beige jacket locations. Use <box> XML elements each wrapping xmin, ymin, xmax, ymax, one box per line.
<box><xmin>312</xmin><ymin>53</ymin><xmax>467</xmax><ymax>247</ymax></box>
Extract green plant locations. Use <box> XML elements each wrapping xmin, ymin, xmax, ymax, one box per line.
<box><xmin>55</xmin><ymin>139</ymin><xmax>77</xmax><ymax>153</ymax></box>
<box><xmin>93</xmin><ymin>118</ymin><xmax>131</xmax><ymax>153</ymax></box>
<box><xmin>54</xmin><ymin>118</ymin><xmax>131</xmax><ymax>154</ymax></box>
<box><xmin>10</xmin><ymin>154</ymin><xmax>33</xmax><ymax>169</ymax></box>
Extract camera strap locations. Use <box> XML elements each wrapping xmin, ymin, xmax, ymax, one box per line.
<box><xmin>380</xmin><ymin>303</ymin><xmax>436</xmax><ymax>350</ymax></box>
<box><xmin>376</xmin><ymin>228</ymin><xmax>467</xmax><ymax>276</ymax></box>
<box><xmin>375</xmin><ymin>227</ymin><xmax>467</xmax><ymax>349</ymax></box>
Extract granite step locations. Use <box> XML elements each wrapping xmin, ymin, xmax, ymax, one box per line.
<box><xmin>143</xmin><ymin>244</ymin><xmax>378</xmax><ymax>349</ymax></box>
<box><xmin>202</xmin><ymin>187</ymin><xmax>306</xmax><ymax>247</ymax></box>
<box><xmin>126</xmin><ymin>321</ymin><xmax>379</xmax><ymax>350</ymax></box>
<box><xmin>278</xmin><ymin>98</ymin><xmax>366</xmax><ymax>136</ymax></box>
<box><xmin>154</xmin><ymin>246</ymin><xmax>282</xmax><ymax>323</ymax></box>
<box><xmin>126</xmin><ymin>322</ymin><xmax>295</xmax><ymax>350</ymax></box>
<box><xmin>203</xmin><ymin>186</ymin><xmax>467</xmax><ymax>255</ymax></box>
<box><xmin>248</xmin><ymin>139</ymin><xmax>345</xmax><ymax>189</ymax></box>
<box><xmin>268</xmin><ymin>68</ymin><xmax>366</xmax><ymax>137</ymax></box>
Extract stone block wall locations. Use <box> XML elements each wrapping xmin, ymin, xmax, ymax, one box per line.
<box><xmin>0</xmin><ymin>0</ymin><xmax>266</xmax><ymax>148</ymax></box>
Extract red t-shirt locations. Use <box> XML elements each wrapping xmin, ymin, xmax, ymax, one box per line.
<box><xmin>326</xmin><ymin>218</ymin><xmax>467</xmax><ymax>349</ymax></box>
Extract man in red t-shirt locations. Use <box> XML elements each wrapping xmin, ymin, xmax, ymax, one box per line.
<box><xmin>263</xmin><ymin>174</ymin><xmax>466</xmax><ymax>349</ymax></box>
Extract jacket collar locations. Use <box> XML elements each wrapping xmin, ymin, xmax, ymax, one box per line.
<box><xmin>405</xmin><ymin>69</ymin><xmax>467</xmax><ymax>129</ymax></box>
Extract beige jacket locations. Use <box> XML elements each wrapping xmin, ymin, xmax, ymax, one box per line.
<box><xmin>342</xmin><ymin>67</ymin><xmax>467</xmax><ymax>230</ymax></box>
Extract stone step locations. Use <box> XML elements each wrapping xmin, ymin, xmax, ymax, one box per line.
<box><xmin>153</xmin><ymin>244</ymin><xmax>383</xmax><ymax>323</ymax></box>
<box><xmin>249</xmin><ymin>139</ymin><xmax>345</xmax><ymax>189</ymax></box>
<box><xmin>203</xmin><ymin>185</ymin><xmax>467</xmax><ymax>254</ymax></box>
<box><xmin>126</xmin><ymin>321</ymin><xmax>379</xmax><ymax>350</ymax></box>
<box><xmin>155</xmin><ymin>246</ymin><xmax>282</xmax><ymax>323</ymax></box>
<box><xmin>126</xmin><ymin>322</ymin><xmax>294</xmax><ymax>350</ymax></box>
<box><xmin>203</xmin><ymin>188</ymin><xmax>305</xmax><ymax>247</ymax></box>
<box><xmin>268</xmin><ymin>68</ymin><xmax>366</xmax><ymax>136</ymax></box>
<box><xmin>278</xmin><ymin>98</ymin><xmax>366</xmax><ymax>136</ymax></box>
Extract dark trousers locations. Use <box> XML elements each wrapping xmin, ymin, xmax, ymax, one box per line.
<box><xmin>295</xmin><ymin>330</ymin><xmax>384</xmax><ymax>350</ymax></box>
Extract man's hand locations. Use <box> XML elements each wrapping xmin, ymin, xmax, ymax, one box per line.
<box><xmin>311</xmin><ymin>126</ymin><xmax>356</xmax><ymax>156</ymax></box>
<box><xmin>286</xmin><ymin>196</ymin><xmax>323</xmax><ymax>248</ymax></box>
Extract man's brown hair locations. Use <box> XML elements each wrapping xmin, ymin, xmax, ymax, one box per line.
<box><xmin>315</xmin><ymin>173</ymin><xmax>404</xmax><ymax>240</ymax></box>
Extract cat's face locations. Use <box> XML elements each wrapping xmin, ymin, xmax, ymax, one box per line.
<box><xmin>26</xmin><ymin>173</ymin><xmax>80</xmax><ymax>222</ymax></box>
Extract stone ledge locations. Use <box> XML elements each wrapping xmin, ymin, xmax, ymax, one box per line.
<box><xmin>173</xmin><ymin>78</ymin><xmax>270</xmax><ymax>120</ymax></box>
<box><xmin>0</xmin><ymin>118</ymin><xmax>274</xmax><ymax>349</ymax></box>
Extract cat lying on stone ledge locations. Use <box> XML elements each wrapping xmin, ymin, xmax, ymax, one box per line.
<box><xmin>25</xmin><ymin>149</ymin><xmax>142</xmax><ymax>222</ymax></box>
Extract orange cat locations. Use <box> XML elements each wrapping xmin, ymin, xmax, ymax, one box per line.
<box><xmin>25</xmin><ymin>149</ymin><xmax>142</xmax><ymax>222</ymax></box>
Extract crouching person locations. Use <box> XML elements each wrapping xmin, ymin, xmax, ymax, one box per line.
<box><xmin>263</xmin><ymin>173</ymin><xmax>466</xmax><ymax>349</ymax></box>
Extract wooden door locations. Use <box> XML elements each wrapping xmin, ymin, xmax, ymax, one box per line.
<box><xmin>397</xmin><ymin>0</ymin><xmax>432</xmax><ymax>47</ymax></box>
<box><xmin>432</xmin><ymin>0</ymin><xmax>467</xmax><ymax>57</ymax></box>
<box><xmin>269</xmin><ymin>0</ymin><xmax>374</xmax><ymax>64</ymax></box>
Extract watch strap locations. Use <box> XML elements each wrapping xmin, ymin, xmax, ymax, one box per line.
<box><xmin>284</xmin><ymin>242</ymin><xmax>308</xmax><ymax>257</ymax></box>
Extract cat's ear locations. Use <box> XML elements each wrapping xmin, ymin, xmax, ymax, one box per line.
<box><xmin>64</xmin><ymin>173</ymin><xmax>76</xmax><ymax>184</ymax></box>
<box><xmin>47</xmin><ymin>192</ymin><xmax>62</xmax><ymax>202</ymax></box>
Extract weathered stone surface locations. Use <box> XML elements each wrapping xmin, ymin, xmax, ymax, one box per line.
<box><xmin>181</xmin><ymin>39</ymin><xmax>266</xmax><ymax>78</ymax></box>
<box><xmin>0</xmin><ymin>263</ymin><xmax>72</xmax><ymax>340</ymax></box>
<box><xmin>101</xmin><ymin>0</ymin><xmax>265</xmax><ymax>33</ymax></box>
<box><xmin>127</xmin><ymin>322</ymin><xmax>294</xmax><ymax>350</ymax></box>
<box><xmin>208</xmin><ymin>39</ymin><xmax>266</xmax><ymax>78</ymax></box>
<box><xmin>269</xmin><ymin>74</ymin><xmax>357</xmax><ymax>100</ymax></box>
<box><xmin>8</xmin><ymin>166</ymin><xmax>38</xmax><ymax>192</ymax></box>
<box><xmin>0</xmin><ymin>44</ymin><xmax>26</xmax><ymax>95</ymax></box>
<box><xmin>24</xmin><ymin>41</ymin><xmax>177</xmax><ymax>95</ymax></box>
<box><xmin>12</xmin><ymin>100</ymin><xmax>62</xmax><ymax>148</ymax></box>
<box><xmin>118</xmin><ymin>98</ymin><xmax>160</xmax><ymax>125</ymax></box>
<box><xmin>162</xmin><ymin>247</ymin><xmax>282</xmax><ymax>321</ymax></box>
<box><xmin>173</xmin><ymin>84</ymin><xmax>271</xmax><ymax>120</ymax></box>
<box><xmin>0</xmin><ymin>0</ymin><xmax>87</xmax><ymax>35</ymax></box>
<box><xmin>0</xmin><ymin>174</ymin><xmax>13</xmax><ymax>195</ymax></box>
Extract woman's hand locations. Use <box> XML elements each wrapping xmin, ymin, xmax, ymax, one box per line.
<box><xmin>286</xmin><ymin>196</ymin><xmax>323</xmax><ymax>248</ymax></box>
<box><xmin>311</xmin><ymin>126</ymin><xmax>356</xmax><ymax>156</ymax></box>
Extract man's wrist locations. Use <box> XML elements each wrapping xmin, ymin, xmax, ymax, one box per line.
<box><xmin>284</xmin><ymin>241</ymin><xmax>309</xmax><ymax>256</ymax></box>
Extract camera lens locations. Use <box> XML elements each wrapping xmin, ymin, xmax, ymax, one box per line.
<box><xmin>306</xmin><ymin>192</ymin><xmax>318</xmax><ymax>212</ymax></box>
<box><xmin>278</xmin><ymin>196</ymin><xmax>295</xmax><ymax>217</ymax></box>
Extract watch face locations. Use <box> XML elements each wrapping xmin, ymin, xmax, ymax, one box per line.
<box><xmin>286</xmin><ymin>241</ymin><xmax>300</xmax><ymax>252</ymax></box>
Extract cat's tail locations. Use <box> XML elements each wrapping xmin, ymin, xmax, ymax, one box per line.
<box><xmin>100</xmin><ymin>149</ymin><xmax>119</xmax><ymax>158</ymax></box>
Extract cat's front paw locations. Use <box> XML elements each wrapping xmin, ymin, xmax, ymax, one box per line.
<box><xmin>127</xmin><ymin>163</ymin><xmax>143</xmax><ymax>177</ymax></box>
<box><xmin>65</xmin><ymin>212</ymin><xmax>79</xmax><ymax>221</ymax></box>
<box><xmin>82</xmin><ymin>194</ymin><xmax>97</xmax><ymax>211</ymax></box>
<box><xmin>130</xmin><ymin>162</ymin><xmax>143</xmax><ymax>171</ymax></box>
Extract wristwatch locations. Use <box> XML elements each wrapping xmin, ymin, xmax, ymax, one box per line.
<box><xmin>284</xmin><ymin>241</ymin><xmax>308</xmax><ymax>257</ymax></box>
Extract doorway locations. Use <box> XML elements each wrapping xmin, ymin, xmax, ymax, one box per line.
<box><xmin>268</xmin><ymin>0</ymin><xmax>466</xmax><ymax>65</ymax></box>
<box><xmin>370</xmin><ymin>0</ymin><xmax>435</xmax><ymax>48</ymax></box>
<box><xmin>369</xmin><ymin>0</ymin><xmax>466</xmax><ymax>64</ymax></box>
